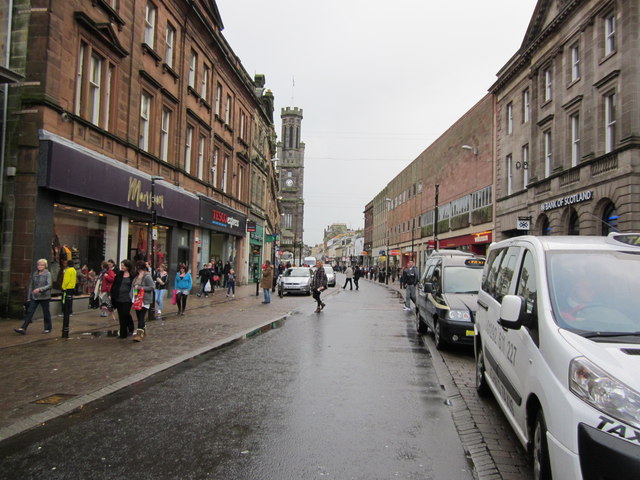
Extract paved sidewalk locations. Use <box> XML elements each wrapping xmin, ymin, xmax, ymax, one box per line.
<box><xmin>0</xmin><ymin>283</ymin><xmax>337</xmax><ymax>442</ymax></box>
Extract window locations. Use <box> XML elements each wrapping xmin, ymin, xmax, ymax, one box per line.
<box><xmin>139</xmin><ymin>92</ymin><xmax>151</xmax><ymax>151</ymax></box>
<box><xmin>516</xmin><ymin>250</ymin><xmax>537</xmax><ymax>322</ymax></box>
<box><xmin>75</xmin><ymin>43</ymin><xmax>114</xmax><ymax>130</ymax></box>
<box><xmin>160</xmin><ymin>108</ymin><xmax>170</xmax><ymax>161</ymax></box>
<box><xmin>571</xmin><ymin>44</ymin><xmax>580</xmax><ymax>82</ymax></box>
<box><xmin>184</xmin><ymin>125</ymin><xmax>193</xmax><ymax>174</ymax></box>
<box><xmin>144</xmin><ymin>2</ymin><xmax>156</xmax><ymax>49</ymax></box>
<box><xmin>89</xmin><ymin>53</ymin><xmax>102</xmax><ymax>125</ymax></box>
<box><xmin>544</xmin><ymin>68</ymin><xmax>552</xmax><ymax>102</ymax></box>
<box><xmin>240</xmin><ymin>111</ymin><xmax>246</xmax><ymax>140</ymax></box>
<box><xmin>506</xmin><ymin>154</ymin><xmax>513</xmax><ymax>195</ymax></box>
<box><xmin>188</xmin><ymin>50</ymin><xmax>197</xmax><ymax>89</ymax></box>
<box><xmin>602</xmin><ymin>202</ymin><xmax>618</xmax><ymax>235</ymax></box>
<box><xmin>197</xmin><ymin>135</ymin><xmax>205</xmax><ymax>180</ymax></box>
<box><xmin>212</xmin><ymin>148</ymin><xmax>219</xmax><ymax>187</ymax></box>
<box><xmin>237</xmin><ymin>165</ymin><xmax>244</xmax><ymax>200</ymax></box>
<box><xmin>506</xmin><ymin>102</ymin><xmax>513</xmax><ymax>134</ymax></box>
<box><xmin>568</xmin><ymin>209</ymin><xmax>580</xmax><ymax>235</ymax></box>
<box><xmin>541</xmin><ymin>216</ymin><xmax>551</xmax><ymax>236</ymax></box>
<box><xmin>605</xmin><ymin>13</ymin><xmax>616</xmax><ymax>56</ymax></box>
<box><xmin>201</xmin><ymin>65</ymin><xmax>209</xmax><ymax>100</ymax></box>
<box><xmin>225</xmin><ymin>95</ymin><xmax>232</xmax><ymax>124</ymax></box>
<box><xmin>544</xmin><ymin>130</ymin><xmax>552</xmax><ymax>177</ymax></box>
<box><xmin>165</xmin><ymin>24</ymin><xmax>175</xmax><ymax>68</ymax></box>
<box><xmin>605</xmin><ymin>93</ymin><xmax>616</xmax><ymax>153</ymax></box>
<box><xmin>523</xmin><ymin>89</ymin><xmax>530</xmax><ymax>123</ymax></box>
<box><xmin>215</xmin><ymin>83</ymin><xmax>222</xmax><ymax>117</ymax></box>
<box><xmin>570</xmin><ymin>113</ymin><xmax>580</xmax><ymax>167</ymax></box>
<box><xmin>222</xmin><ymin>154</ymin><xmax>229</xmax><ymax>193</ymax></box>
<box><xmin>522</xmin><ymin>144</ymin><xmax>529</xmax><ymax>187</ymax></box>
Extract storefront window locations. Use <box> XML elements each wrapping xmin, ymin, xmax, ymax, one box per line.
<box><xmin>602</xmin><ymin>203</ymin><xmax>618</xmax><ymax>235</ymax></box>
<box><xmin>52</xmin><ymin>204</ymin><xmax>118</xmax><ymax>292</ymax></box>
<box><xmin>128</xmin><ymin>220</ymin><xmax>169</xmax><ymax>269</ymax></box>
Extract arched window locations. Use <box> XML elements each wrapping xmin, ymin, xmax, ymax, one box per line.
<box><xmin>568</xmin><ymin>209</ymin><xmax>580</xmax><ymax>235</ymax></box>
<box><xmin>541</xmin><ymin>216</ymin><xmax>551</xmax><ymax>236</ymax></box>
<box><xmin>288</xmin><ymin>126</ymin><xmax>294</xmax><ymax>149</ymax></box>
<box><xmin>602</xmin><ymin>202</ymin><xmax>619</xmax><ymax>235</ymax></box>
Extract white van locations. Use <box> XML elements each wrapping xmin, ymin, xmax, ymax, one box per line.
<box><xmin>474</xmin><ymin>234</ymin><xmax>640</xmax><ymax>480</ymax></box>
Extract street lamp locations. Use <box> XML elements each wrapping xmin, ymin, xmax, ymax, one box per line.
<box><xmin>150</xmin><ymin>175</ymin><xmax>163</xmax><ymax>319</ymax></box>
<box><xmin>433</xmin><ymin>184</ymin><xmax>439</xmax><ymax>251</ymax></box>
<box><xmin>384</xmin><ymin>198</ymin><xmax>392</xmax><ymax>285</ymax></box>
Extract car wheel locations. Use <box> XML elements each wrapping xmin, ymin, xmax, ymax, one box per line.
<box><xmin>433</xmin><ymin>319</ymin><xmax>446</xmax><ymax>350</ymax></box>
<box><xmin>416</xmin><ymin>313</ymin><xmax>428</xmax><ymax>334</ymax></box>
<box><xmin>475</xmin><ymin>340</ymin><xmax>491</xmax><ymax>397</ymax></box>
<box><xmin>532</xmin><ymin>410</ymin><xmax>552</xmax><ymax>480</ymax></box>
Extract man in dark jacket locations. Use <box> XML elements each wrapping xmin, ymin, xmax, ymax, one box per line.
<box><xmin>197</xmin><ymin>263</ymin><xmax>212</xmax><ymax>297</ymax></box>
<box><xmin>312</xmin><ymin>260</ymin><xmax>328</xmax><ymax>313</ymax></box>
<box><xmin>353</xmin><ymin>264</ymin><xmax>362</xmax><ymax>290</ymax></box>
<box><xmin>401</xmin><ymin>260</ymin><xmax>419</xmax><ymax>311</ymax></box>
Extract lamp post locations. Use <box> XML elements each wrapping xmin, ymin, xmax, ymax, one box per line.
<box><xmin>384</xmin><ymin>198</ymin><xmax>392</xmax><ymax>285</ymax></box>
<box><xmin>150</xmin><ymin>175</ymin><xmax>163</xmax><ymax>319</ymax></box>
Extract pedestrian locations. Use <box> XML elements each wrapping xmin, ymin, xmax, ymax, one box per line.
<box><xmin>14</xmin><ymin>258</ymin><xmax>53</xmax><ymax>335</ymax></box>
<box><xmin>98</xmin><ymin>261</ymin><xmax>116</xmax><ymax>320</ymax></box>
<box><xmin>223</xmin><ymin>261</ymin><xmax>231</xmax><ymax>287</ymax></box>
<box><xmin>260</xmin><ymin>260</ymin><xmax>273</xmax><ymax>304</ymax></box>
<box><xmin>401</xmin><ymin>260</ymin><xmax>419</xmax><ymax>311</ymax></box>
<box><xmin>111</xmin><ymin>259</ymin><xmax>134</xmax><ymax>339</ymax></box>
<box><xmin>343</xmin><ymin>265</ymin><xmax>354</xmax><ymax>290</ymax></box>
<box><xmin>226</xmin><ymin>268</ymin><xmax>236</xmax><ymax>298</ymax></box>
<box><xmin>312</xmin><ymin>259</ymin><xmax>328</xmax><ymax>313</ymax></box>
<box><xmin>60</xmin><ymin>259</ymin><xmax>77</xmax><ymax>338</ymax></box>
<box><xmin>197</xmin><ymin>263</ymin><xmax>212</xmax><ymax>297</ymax></box>
<box><xmin>153</xmin><ymin>263</ymin><xmax>168</xmax><ymax>317</ymax></box>
<box><xmin>353</xmin><ymin>264</ymin><xmax>362</xmax><ymax>290</ymax></box>
<box><xmin>131</xmin><ymin>260</ymin><xmax>154</xmax><ymax>341</ymax></box>
<box><xmin>174</xmin><ymin>263</ymin><xmax>192</xmax><ymax>315</ymax></box>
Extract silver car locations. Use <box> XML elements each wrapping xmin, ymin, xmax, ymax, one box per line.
<box><xmin>277</xmin><ymin>267</ymin><xmax>313</xmax><ymax>296</ymax></box>
<box><xmin>323</xmin><ymin>265</ymin><xmax>336</xmax><ymax>287</ymax></box>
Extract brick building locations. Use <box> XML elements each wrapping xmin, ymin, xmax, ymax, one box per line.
<box><xmin>0</xmin><ymin>0</ymin><xmax>280</xmax><ymax>316</ymax></box>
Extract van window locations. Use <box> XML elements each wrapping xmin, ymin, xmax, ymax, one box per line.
<box><xmin>495</xmin><ymin>247</ymin><xmax>521</xmax><ymax>301</ymax></box>
<box><xmin>482</xmin><ymin>248</ymin><xmax>506</xmax><ymax>299</ymax></box>
<box><xmin>517</xmin><ymin>249</ymin><xmax>537</xmax><ymax>316</ymax></box>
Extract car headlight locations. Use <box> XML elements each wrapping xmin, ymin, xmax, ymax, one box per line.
<box><xmin>447</xmin><ymin>309</ymin><xmax>471</xmax><ymax>321</ymax></box>
<box><xmin>570</xmin><ymin>357</ymin><xmax>640</xmax><ymax>429</ymax></box>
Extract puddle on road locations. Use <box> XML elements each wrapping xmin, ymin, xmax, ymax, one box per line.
<box><xmin>245</xmin><ymin>318</ymin><xmax>286</xmax><ymax>338</ymax></box>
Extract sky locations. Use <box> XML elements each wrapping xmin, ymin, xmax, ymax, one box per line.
<box><xmin>216</xmin><ymin>0</ymin><xmax>539</xmax><ymax>246</ymax></box>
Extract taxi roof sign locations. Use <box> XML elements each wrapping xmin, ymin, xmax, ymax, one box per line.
<box><xmin>465</xmin><ymin>258</ymin><xmax>485</xmax><ymax>267</ymax></box>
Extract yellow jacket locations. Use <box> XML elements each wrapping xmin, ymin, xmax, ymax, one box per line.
<box><xmin>62</xmin><ymin>267</ymin><xmax>77</xmax><ymax>290</ymax></box>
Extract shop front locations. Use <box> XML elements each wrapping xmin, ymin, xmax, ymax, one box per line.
<box><xmin>436</xmin><ymin>231</ymin><xmax>492</xmax><ymax>256</ymax></box>
<box><xmin>198</xmin><ymin>197</ymin><xmax>246</xmax><ymax>282</ymax></box>
<box><xmin>248</xmin><ymin>222</ymin><xmax>264</xmax><ymax>284</ymax></box>
<box><xmin>39</xmin><ymin>132</ymin><xmax>199</xmax><ymax>296</ymax></box>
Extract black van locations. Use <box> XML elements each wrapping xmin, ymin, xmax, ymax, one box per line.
<box><xmin>415</xmin><ymin>250</ymin><xmax>485</xmax><ymax>349</ymax></box>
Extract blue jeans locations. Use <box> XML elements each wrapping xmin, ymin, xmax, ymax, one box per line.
<box><xmin>21</xmin><ymin>299</ymin><xmax>52</xmax><ymax>331</ymax></box>
<box><xmin>227</xmin><ymin>281</ymin><xmax>235</xmax><ymax>295</ymax></box>
<box><xmin>405</xmin><ymin>284</ymin><xmax>416</xmax><ymax>308</ymax></box>
<box><xmin>155</xmin><ymin>289</ymin><xmax>166</xmax><ymax>311</ymax></box>
<box><xmin>263</xmin><ymin>288</ymin><xmax>271</xmax><ymax>303</ymax></box>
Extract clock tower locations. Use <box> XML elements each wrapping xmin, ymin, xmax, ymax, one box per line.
<box><xmin>277</xmin><ymin>107</ymin><xmax>305</xmax><ymax>262</ymax></box>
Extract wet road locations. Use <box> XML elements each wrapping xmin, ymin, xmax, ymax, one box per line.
<box><xmin>0</xmin><ymin>281</ymin><xmax>473</xmax><ymax>479</ymax></box>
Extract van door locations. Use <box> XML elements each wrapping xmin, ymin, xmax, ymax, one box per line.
<box><xmin>478</xmin><ymin>246</ymin><xmax>524</xmax><ymax>429</ymax></box>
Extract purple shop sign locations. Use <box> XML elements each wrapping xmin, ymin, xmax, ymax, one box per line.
<box><xmin>41</xmin><ymin>140</ymin><xmax>199</xmax><ymax>224</ymax></box>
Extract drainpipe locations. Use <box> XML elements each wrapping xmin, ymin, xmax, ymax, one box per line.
<box><xmin>0</xmin><ymin>0</ymin><xmax>15</xmax><ymax>200</ymax></box>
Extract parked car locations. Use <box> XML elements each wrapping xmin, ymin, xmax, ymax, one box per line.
<box><xmin>415</xmin><ymin>250</ymin><xmax>485</xmax><ymax>349</ymax></box>
<box><xmin>474</xmin><ymin>233</ymin><xmax>640</xmax><ymax>480</ymax></box>
<box><xmin>277</xmin><ymin>267</ymin><xmax>313</xmax><ymax>296</ymax></box>
<box><xmin>323</xmin><ymin>265</ymin><xmax>336</xmax><ymax>287</ymax></box>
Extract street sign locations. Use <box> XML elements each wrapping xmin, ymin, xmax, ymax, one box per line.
<box><xmin>517</xmin><ymin>217</ymin><xmax>531</xmax><ymax>230</ymax></box>
<box><xmin>152</xmin><ymin>226</ymin><xmax>158</xmax><ymax>240</ymax></box>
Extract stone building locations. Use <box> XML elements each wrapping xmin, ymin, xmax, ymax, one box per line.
<box><xmin>491</xmin><ymin>0</ymin><xmax>640</xmax><ymax>238</ymax></box>
<box><xmin>0</xmin><ymin>0</ymin><xmax>280</xmax><ymax>316</ymax></box>
<box><xmin>277</xmin><ymin>107</ymin><xmax>305</xmax><ymax>264</ymax></box>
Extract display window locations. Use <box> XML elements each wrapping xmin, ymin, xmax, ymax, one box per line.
<box><xmin>128</xmin><ymin>220</ymin><xmax>170</xmax><ymax>269</ymax></box>
<box><xmin>51</xmin><ymin>204</ymin><xmax>119</xmax><ymax>293</ymax></box>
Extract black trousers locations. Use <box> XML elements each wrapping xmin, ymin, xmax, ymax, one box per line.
<box><xmin>114</xmin><ymin>301</ymin><xmax>133</xmax><ymax>338</ymax></box>
<box><xmin>312</xmin><ymin>288</ymin><xmax>323</xmax><ymax>306</ymax></box>
<box><xmin>62</xmin><ymin>289</ymin><xmax>74</xmax><ymax>338</ymax></box>
<box><xmin>343</xmin><ymin>278</ymin><xmax>353</xmax><ymax>290</ymax></box>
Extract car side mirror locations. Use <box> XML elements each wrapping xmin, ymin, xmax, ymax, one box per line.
<box><xmin>498</xmin><ymin>295</ymin><xmax>525</xmax><ymax>330</ymax></box>
<box><xmin>423</xmin><ymin>282</ymin><xmax>433</xmax><ymax>294</ymax></box>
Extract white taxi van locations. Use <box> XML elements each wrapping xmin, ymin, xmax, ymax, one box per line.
<box><xmin>474</xmin><ymin>234</ymin><xmax>640</xmax><ymax>480</ymax></box>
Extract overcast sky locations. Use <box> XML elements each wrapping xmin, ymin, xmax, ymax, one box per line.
<box><xmin>216</xmin><ymin>0</ymin><xmax>539</xmax><ymax>245</ymax></box>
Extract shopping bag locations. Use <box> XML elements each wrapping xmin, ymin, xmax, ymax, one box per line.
<box><xmin>213</xmin><ymin>275</ymin><xmax>220</xmax><ymax>282</ymax></box>
<box><xmin>204</xmin><ymin>282</ymin><xmax>212</xmax><ymax>293</ymax></box>
<box><xmin>132</xmin><ymin>288</ymin><xmax>145</xmax><ymax>310</ymax></box>
<box><xmin>171</xmin><ymin>289</ymin><xmax>177</xmax><ymax>305</ymax></box>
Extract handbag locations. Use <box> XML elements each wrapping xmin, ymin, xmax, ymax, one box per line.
<box><xmin>171</xmin><ymin>289</ymin><xmax>178</xmax><ymax>305</ymax></box>
<box><xmin>204</xmin><ymin>281</ymin><xmax>212</xmax><ymax>293</ymax></box>
<box><xmin>132</xmin><ymin>288</ymin><xmax>145</xmax><ymax>310</ymax></box>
